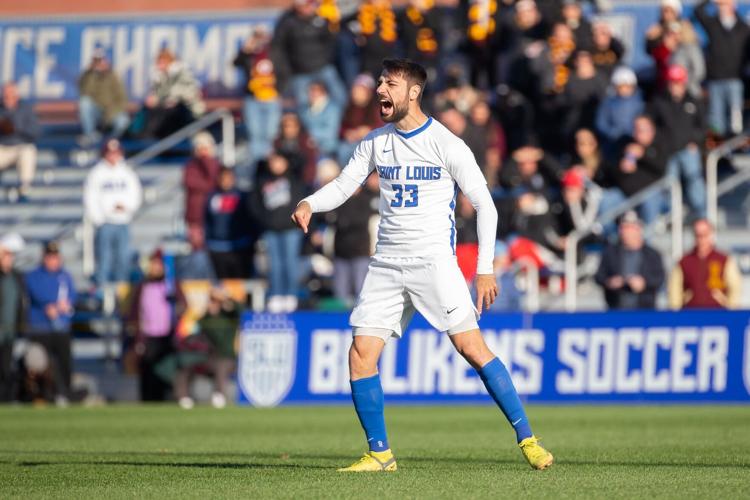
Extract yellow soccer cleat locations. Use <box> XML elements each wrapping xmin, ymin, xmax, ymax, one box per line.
<box><xmin>519</xmin><ymin>436</ymin><xmax>554</xmax><ymax>470</ymax></box>
<box><xmin>337</xmin><ymin>449</ymin><xmax>398</xmax><ymax>472</ymax></box>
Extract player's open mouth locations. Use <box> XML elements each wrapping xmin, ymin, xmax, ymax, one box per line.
<box><xmin>380</xmin><ymin>99</ymin><xmax>393</xmax><ymax>115</ymax></box>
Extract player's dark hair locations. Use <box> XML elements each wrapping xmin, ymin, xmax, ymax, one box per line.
<box><xmin>381</xmin><ymin>58</ymin><xmax>427</xmax><ymax>102</ymax></box>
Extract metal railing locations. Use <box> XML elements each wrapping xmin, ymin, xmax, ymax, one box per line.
<box><xmin>77</xmin><ymin>109</ymin><xmax>236</xmax><ymax>278</ymax></box>
<box><xmin>563</xmin><ymin>176</ymin><xmax>683</xmax><ymax>312</ymax></box>
<box><xmin>706</xmin><ymin>133</ymin><xmax>749</xmax><ymax>226</ymax></box>
<box><xmin>510</xmin><ymin>257</ymin><xmax>540</xmax><ymax>312</ymax></box>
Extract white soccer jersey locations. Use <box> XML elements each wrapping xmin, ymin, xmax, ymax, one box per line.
<box><xmin>337</xmin><ymin>117</ymin><xmax>488</xmax><ymax>258</ymax></box>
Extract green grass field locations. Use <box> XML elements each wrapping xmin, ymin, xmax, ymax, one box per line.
<box><xmin>1</xmin><ymin>404</ymin><xmax>748</xmax><ymax>499</ymax></box>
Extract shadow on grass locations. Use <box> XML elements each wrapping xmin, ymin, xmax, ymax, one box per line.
<box><xmin>1</xmin><ymin>450</ymin><xmax>747</xmax><ymax>470</ymax></box>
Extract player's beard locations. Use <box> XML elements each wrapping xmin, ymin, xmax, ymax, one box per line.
<box><xmin>381</xmin><ymin>98</ymin><xmax>409</xmax><ymax>123</ymax></box>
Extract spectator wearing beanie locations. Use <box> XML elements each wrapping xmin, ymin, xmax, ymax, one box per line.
<box><xmin>83</xmin><ymin>139</ymin><xmax>142</xmax><ymax>287</ymax></box>
<box><xmin>694</xmin><ymin>0</ymin><xmax>750</xmax><ymax>137</ymax></box>
<box><xmin>648</xmin><ymin>64</ymin><xmax>707</xmax><ymax>219</ymax></box>
<box><xmin>595</xmin><ymin>67</ymin><xmax>645</xmax><ymax>155</ymax></box>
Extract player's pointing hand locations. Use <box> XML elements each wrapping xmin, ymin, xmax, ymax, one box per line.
<box><xmin>291</xmin><ymin>201</ymin><xmax>312</xmax><ymax>234</ymax></box>
<box><xmin>475</xmin><ymin>274</ymin><xmax>499</xmax><ymax>313</ymax></box>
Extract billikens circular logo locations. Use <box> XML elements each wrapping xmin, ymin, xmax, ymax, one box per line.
<box><xmin>239</xmin><ymin>314</ymin><xmax>297</xmax><ymax>407</ymax></box>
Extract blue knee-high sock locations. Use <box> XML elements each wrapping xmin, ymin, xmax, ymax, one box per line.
<box><xmin>351</xmin><ymin>374</ymin><xmax>390</xmax><ymax>452</ymax></box>
<box><xmin>478</xmin><ymin>357</ymin><xmax>533</xmax><ymax>443</ymax></box>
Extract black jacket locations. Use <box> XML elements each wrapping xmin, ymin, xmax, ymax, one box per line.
<box><xmin>327</xmin><ymin>188</ymin><xmax>378</xmax><ymax>258</ymax></box>
<box><xmin>595</xmin><ymin>242</ymin><xmax>665</xmax><ymax>309</ymax></box>
<box><xmin>0</xmin><ymin>269</ymin><xmax>26</xmax><ymax>341</ymax></box>
<box><xmin>694</xmin><ymin>0</ymin><xmax>750</xmax><ymax>80</ymax></box>
<box><xmin>648</xmin><ymin>92</ymin><xmax>707</xmax><ymax>155</ymax></box>
<box><xmin>609</xmin><ymin>138</ymin><xmax>669</xmax><ymax>197</ymax></box>
<box><xmin>251</xmin><ymin>172</ymin><xmax>307</xmax><ymax>232</ymax></box>
<box><xmin>271</xmin><ymin>10</ymin><xmax>337</xmax><ymax>88</ymax></box>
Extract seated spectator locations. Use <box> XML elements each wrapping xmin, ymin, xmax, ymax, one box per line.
<box><xmin>274</xmin><ymin>111</ymin><xmax>319</xmax><ymax>187</ymax></box>
<box><xmin>561</xmin><ymin>0</ymin><xmax>593</xmax><ymax>50</ymax></box>
<box><xmin>84</xmin><ymin>139</ymin><xmax>142</xmax><ymax>287</ymax></box>
<box><xmin>594</xmin><ymin>210</ymin><xmax>665</xmax><ymax>309</ymax></box>
<box><xmin>570</xmin><ymin>128</ymin><xmax>613</xmax><ymax>188</ymax></box>
<box><xmin>694</xmin><ymin>0</ymin><xmax>749</xmax><ymax>137</ymax></box>
<box><xmin>184</xmin><ymin>133</ymin><xmax>221</xmax><ymax>240</ymax></box>
<box><xmin>300</xmin><ymin>80</ymin><xmax>343</xmax><ymax>159</ymax></box>
<box><xmin>128</xmin><ymin>250</ymin><xmax>185</xmax><ymax>402</ymax></box>
<box><xmin>77</xmin><ymin>49</ymin><xmax>130</xmax><ymax>145</ymax></box>
<box><xmin>397</xmin><ymin>0</ymin><xmax>443</xmax><ymax>86</ymax></box>
<box><xmin>338</xmin><ymin>74</ymin><xmax>382</xmax><ymax>166</ymax></box>
<box><xmin>595</xmin><ymin>67</ymin><xmax>644</xmax><ymax>153</ymax></box>
<box><xmin>204</xmin><ymin>168</ymin><xmax>255</xmax><ymax>280</ymax></box>
<box><xmin>325</xmin><ymin>170</ymin><xmax>378</xmax><ymax>306</ymax></box>
<box><xmin>557</xmin><ymin>167</ymin><xmax>601</xmax><ymax>237</ymax></box>
<box><xmin>271</xmin><ymin>0</ymin><xmax>347</xmax><ymax>112</ymax></box>
<box><xmin>668</xmin><ymin>219</ymin><xmax>741</xmax><ymax>309</ymax></box>
<box><xmin>350</xmin><ymin>0</ymin><xmax>399</xmax><ymax>78</ymax></box>
<box><xmin>499</xmin><ymin>145</ymin><xmax>562</xmax><ymax>195</ymax></box>
<box><xmin>669</xmin><ymin>20</ymin><xmax>705</xmax><ymax>99</ymax></box>
<box><xmin>175</xmin><ymin>286</ymin><xmax>240</xmax><ymax>409</ymax></box>
<box><xmin>251</xmin><ymin>153</ymin><xmax>306</xmax><ymax>313</ymax></box>
<box><xmin>648</xmin><ymin>65</ymin><xmax>707</xmax><ymax>219</ymax></box>
<box><xmin>606</xmin><ymin>115</ymin><xmax>668</xmax><ymax>224</ymax></box>
<box><xmin>141</xmin><ymin>48</ymin><xmax>205</xmax><ymax>139</ymax></box>
<box><xmin>590</xmin><ymin>21</ymin><xmax>624</xmax><ymax>78</ymax></box>
<box><xmin>0</xmin><ymin>82</ymin><xmax>39</xmax><ymax>202</ymax></box>
<box><xmin>0</xmin><ymin>233</ymin><xmax>26</xmax><ymax>402</ymax></box>
<box><xmin>561</xmin><ymin>49</ymin><xmax>607</xmax><ymax>142</ymax></box>
<box><xmin>233</xmin><ymin>26</ymin><xmax>281</xmax><ymax>166</ymax></box>
<box><xmin>24</xmin><ymin>241</ymin><xmax>76</xmax><ymax>404</ymax></box>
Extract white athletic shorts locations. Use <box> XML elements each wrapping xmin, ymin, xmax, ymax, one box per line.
<box><xmin>350</xmin><ymin>254</ymin><xmax>479</xmax><ymax>341</ymax></box>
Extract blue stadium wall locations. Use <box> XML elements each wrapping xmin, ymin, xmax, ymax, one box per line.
<box><xmin>2</xmin><ymin>1</ymin><xmax>750</xmax><ymax>101</ymax></box>
<box><xmin>236</xmin><ymin>310</ymin><xmax>750</xmax><ymax>406</ymax></box>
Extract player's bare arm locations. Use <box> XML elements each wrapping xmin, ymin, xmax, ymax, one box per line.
<box><xmin>475</xmin><ymin>273</ymin><xmax>498</xmax><ymax>312</ymax></box>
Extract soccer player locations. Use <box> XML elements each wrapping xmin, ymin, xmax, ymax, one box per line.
<box><xmin>291</xmin><ymin>59</ymin><xmax>553</xmax><ymax>472</ymax></box>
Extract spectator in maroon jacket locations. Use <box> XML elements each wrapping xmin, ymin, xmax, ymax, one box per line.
<box><xmin>274</xmin><ymin>111</ymin><xmax>319</xmax><ymax>188</ymax></box>
<box><xmin>183</xmin><ymin>132</ymin><xmax>222</xmax><ymax>243</ymax></box>
<box><xmin>337</xmin><ymin>74</ymin><xmax>382</xmax><ymax>166</ymax></box>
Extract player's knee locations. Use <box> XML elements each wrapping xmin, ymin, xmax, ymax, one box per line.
<box><xmin>349</xmin><ymin>343</ymin><xmax>378</xmax><ymax>379</ymax></box>
<box><xmin>453</xmin><ymin>336</ymin><xmax>493</xmax><ymax>369</ymax></box>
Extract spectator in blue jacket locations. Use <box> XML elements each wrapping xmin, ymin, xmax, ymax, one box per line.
<box><xmin>204</xmin><ymin>167</ymin><xmax>255</xmax><ymax>279</ymax></box>
<box><xmin>300</xmin><ymin>80</ymin><xmax>343</xmax><ymax>159</ymax></box>
<box><xmin>24</xmin><ymin>241</ymin><xmax>76</xmax><ymax>403</ymax></box>
<box><xmin>595</xmin><ymin>67</ymin><xmax>644</xmax><ymax>154</ymax></box>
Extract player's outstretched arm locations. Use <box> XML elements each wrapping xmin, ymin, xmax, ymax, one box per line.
<box><xmin>291</xmin><ymin>201</ymin><xmax>312</xmax><ymax>234</ymax></box>
<box><xmin>463</xmin><ymin>185</ymin><xmax>500</xmax><ymax>313</ymax></box>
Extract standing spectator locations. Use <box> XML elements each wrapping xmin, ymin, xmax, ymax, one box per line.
<box><xmin>337</xmin><ymin>74</ymin><xmax>382</xmax><ymax>166</ymax></box>
<box><xmin>0</xmin><ymin>233</ymin><xmax>25</xmax><ymax>402</ymax></box>
<box><xmin>561</xmin><ymin>0</ymin><xmax>593</xmax><ymax>50</ymax></box>
<box><xmin>668</xmin><ymin>219</ymin><xmax>741</xmax><ymax>309</ymax></box>
<box><xmin>398</xmin><ymin>0</ymin><xmax>443</xmax><ymax>86</ymax></box>
<box><xmin>204</xmin><ymin>168</ymin><xmax>255</xmax><ymax>280</ymax></box>
<box><xmin>141</xmin><ymin>48</ymin><xmax>205</xmax><ymax>139</ymax></box>
<box><xmin>648</xmin><ymin>65</ymin><xmax>707</xmax><ymax>219</ymax></box>
<box><xmin>607</xmin><ymin>115</ymin><xmax>669</xmax><ymax>224</ymax></box>
<box><xmin>460</xmin><ymin>0</ymin><xmax>504</xmax><ymax>89</ymax></box>
<box><xmin>349</xmin><ymin>0</ymin><xmax>399</xmax><ymax>78</ymax></box>
<box><xmin>24</xmin><ymin>241</ymin><xmax>76</xmax><ymax>403</ymax></box>
<box><xmin>84</xmin><ymin>139</ymin><xmax>142</xmax><ymax>287</ymax></box>
<box><xmin>669</xmin><ymin>21</ymin><xmax>706</xmax><ymax>99</ymax></box>
<box><xmin>274</xmin><ymin>111</ymin><xmax>319</xmax><ymax>187</ymax></box>
<box><xmin>271</xmin><ymin>0</ymin><xmax>347</xmax><ymax>112</ymax></box>
<box><xmin>595</xmin><ymin>67</ymin><xmax>644</xmax><ymax>154</ymax></box>
<box><xmin>175</xmin><ymin>286</ymin><xmax>240</xmax><ymax>409</ymax></box>
<box><xmin>694</xmin><ymin>0</ymin><xmax>750</xmax><ymax>137</ymax></box>
<box><xmin>561</xmin><ymin>50</ymin><xmax>607</xmax><ymax>142</ymax></box>
<box><xmin>300</xmin><ymin>80</ymin><xmax>343</xmax><ymax>159</ymax></box>
<box><xmin>468</xmin><ymin>100</ymin><xmax>506</xmax><ymax>187</ymax></box>
<box><xmin>557</xmin><ymin>167</ymin><xmax>601</xmax><ymax>237</ymax></box>
<box><xmin>645</xmin><ymin>0</ymin><xmax>684</xmax><ymax>68</ymax></box>
<box><xmin>595</xmin><ymin>211</ymin><xmax>665</xmax><ymax>310</ymax></box>
<box><xmin>325</xmin><ymin>172</ymin><xmax>378</xmax><ymax>306</ymax></box>
<box><xmin>233</xmin><ymin>26</ymin><xmax>282</xmax><ymax>166</ymax></box>
<box><xmin>590</xmin><ymin>21</ymin><xmax>624</xmax><ymax>78</ymax></box>
<box><xmin>77</xmin><ymin>48</ymin><xmax>130</xmax><ymax>145</ymax></box>
<box><xmin>184</xmin><ymin>132</ymin><xmax>221</xmax><ymax>239</ymax></box>
<box><xmin>129</xmin><ymin>250</ymin><xmax>185</xmax><ymax>402</ymax></box>
<box><xmin>0</xmin><ymin>82</ymin><xmax>39</xmax><ymax>203</ymax></box>
<box><xmin>252</xmin><ymin>153</ymin><xmax>306</xmax><ymax>313</ymax></box>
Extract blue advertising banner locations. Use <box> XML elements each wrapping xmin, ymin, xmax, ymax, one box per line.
<box><xmin>237</xmin><ymin>310</ymin><xmax>750</xmax><ymax>406</ymax></box>
<box><xmin>2</xmin><ymin>3</ymin><xmax>749</xmax><ymax>102</ymax></box>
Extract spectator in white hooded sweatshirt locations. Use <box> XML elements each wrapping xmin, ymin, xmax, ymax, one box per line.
<box><xmin>83</xmin><ymin>139</ymin><xmax>142</xmax><ymax>287</ymax></box>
